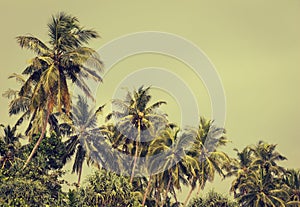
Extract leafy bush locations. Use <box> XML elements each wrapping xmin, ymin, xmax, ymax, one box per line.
<box><xmin>188</xmin><ymin>190</ymin><xmax>238</xmax><ymax>207</ymax></box>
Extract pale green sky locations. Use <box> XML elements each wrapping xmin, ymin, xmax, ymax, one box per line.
<box><xmin>0</xmin><ymin>0</ymin><xmax>300</xmax><ymax>199</ymax></box>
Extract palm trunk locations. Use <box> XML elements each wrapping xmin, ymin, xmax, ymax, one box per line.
<box><xmin>23</xmin><ymin>109</ymin><xmax>50</xmax><ymax>169</ymax></box>
<box><xmin>130</xmin><ymin>142</ymin><xmax>139</xmax><ymax>183</ymax></box>
<box><xmin>183</xmin><ymin>187</ymin><xmax>195</xmax><ymax>206</ymax></box>
<box><xmin>155</xmin><ymin>188</ymin><xmax>160</xmax><ymax>207</ymax></box>
<box><xmin>171</xmin><ymin>186</ymin><xmax>178</xmax><ymax>204</ymax></box>
<box><xmin>162</xmin><ymin>175</ymin><xmax>172</xmax><ymax>207</ymax></box>
<box><xmin>142</xmin><ymin>175</ymin><xmax>152</xmax><ymax>206</ymax></box>
<box><xmin>77</xmin><ymin>166</ymin><xmax>82</xmax><ymax>186</ymax></box>
<box><xmin>197</xmin><ymin>181</ymin><xmax>203</xmax><ymax>195</ymax></box>
<box><xmin>130</xmin><ymin>123</ymin><xmax>141</xmax><ymax>183</ymax></box>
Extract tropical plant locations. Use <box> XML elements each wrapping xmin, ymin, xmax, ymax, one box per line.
<box><xmin>230</xmin><ymin>141</ymin><xmax>290</xmax><ymax>207</ymax></box>
<box><xmin>0</xmin><ymin>124</ymin><xmax>22</xmax><ymax>169</ymax></box>
<box><xmin>20</xmin><ymin>133</ymin><xmax>67</xmax><ymax>171</ymax></box>
<box><xmin>11</xmin><ymin>12</ymin><xmax>103</xmax><ymax>168</ymax></box>
<box><xmin>282</xmin><ymin>169</ymin><xmax>300</xmax><ymax>206</ymax></box>
<box><xmin>144</xmin><ymin>126</ymin><xmax>198</xmax><ymax>207</ymax></box>
<box><xmin>0</xmin><ymin>176</ymin><xmax>66</xmax><ymax>207</ymax></box>
<box><xmin>228</xmin><ymin>146</ymin><xmax>254</xmax><ymax>196</ymax></box>
<box><xmin>236</xmin><ymin>167</ymin><xmax>289</xmax><ymax>207</ymax></box>
<box><xmin>62</xmin><ymin>95</ymin><xmax>117</xmax><ymax>185</ymax></box>
<box><xmin>250</xmin><ymin>141</ymin><xmax>287</xmax><ymax>175</ymax></box>
<box><xmin>0</xmin><ymin>156</ymin><xmax>67</xmax><ymax>207</ymax></box>
<box><xmin>188</xmin><ymin>189</ymin><xmax>238</xmax><ymax>207</ymax></box>
<box><xmin>184</xmin><ymin>118</ymin><xmax>230</xmax><ymax>206</ymax></box>
<box><xmin>77</xmin><ymin>169</ymin><xmax>141</xmax><ymax>207</ymax></box>
<box><xmin>108</xmin><ymin>86</ymin><xmax>168</xmax><ymax>183</ymax></box>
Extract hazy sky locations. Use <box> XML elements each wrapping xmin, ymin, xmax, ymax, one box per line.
<box><xmin>0</xmin><ymin>0</ymin><xmax>299</xmax><ymax>198</ymax></box>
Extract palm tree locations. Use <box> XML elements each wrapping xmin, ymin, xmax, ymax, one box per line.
<box><xmin>0</xmin><ymin>125</ymin><xmax>22</xmax><ymax>169</ymax></box>
<box><xmin>228</xmin><ymin>146</ymin><xmax>254</xmax><ymax>196</ymax></box>
<box><xmin>237</xmin><ymin>167</ymin><xmax>289</xmax><ymax>206</ymax></box>
<box><xmin>250</xmin><ymin>141</ymin><xmax>287</xmax><ymax>175</ymax></box>
<box><xmin>145</xmin><ymin>126</ymin><xmax>198</xmax><ymax>207</ymax></box>
<box><xmin>13</xmin><ymin>12</ymin><xmax>103</xmax><ymax>168</ymax></box>
<box><xmin>230</xmin><ymin>141</ymin><xmax>290</xmax><ymax>206</ymax></box>
<box><xmin>183</xmin><ymin>118</ymin><xmax>230</xmax><ymax>206</ymax></box>
<box><xmin>62</xmin><ymin>95</ymin><xmax>112</xmax><ymax>185</ymax></box>
<box><xmin>108</xmin><ymin>86</ymin><xmax>168</xmax><ymax>183</ymax></box>
<box><xmin>282</xmin><ymin>169</ymin><xmax>300</xmax><ymax>206</ymax></box>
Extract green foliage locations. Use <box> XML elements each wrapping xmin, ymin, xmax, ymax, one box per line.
<box><xmin>69</xmin><ymin>170</ymin><xmax>141</xmax><ymax>207</ymax></box>
<box><xmin>188</xmin><ymin>190</ymin><xmax>238</xmax><ymax>207</ymax></box>
<box><xmin>0</xmin><ymin>124</ymin><xmax>22</xmax><ymax>169</ymax></box>
<box><xmin>0</xmin><ymin>176</ymin><xmax>63</xmax><ymax>206</ymax></box>
<box><xmin>2</xmin><ymin>11</ymin><xmax>300</xmax><ymax>207</ymax></box>
<box><xmin>20</xmin><ymin>133</ymin><xmax>67</xmax><ymax>171</ymax></box>
<box><xmin>228</xmin><ymin>141</ymin><xmax>298</xmax><ymax>207</ymax></box>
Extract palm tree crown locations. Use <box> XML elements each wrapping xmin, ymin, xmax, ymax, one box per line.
<box><xmin>12</xmin><ymin>12</ymin><xmax>103</xmax><ymax>168</ymax></box>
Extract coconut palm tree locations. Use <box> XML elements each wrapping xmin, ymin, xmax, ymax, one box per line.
<box><xmin>282</xmin><ymin>169</ymin><xmax>300</xmax><ymax>206</ymax></box>
<box><xmin>231</xmin><ymin>141</ymin><xmax>290</xmax><ymax>206</ymax></box>
<box><xmin>183</xmin><ymin>118</ymin><xmax>230</xmax><ymax>206</ymax></box>
<box><xmin>0</xmin><ymin>124</ymin><xmax>22</xmax><ymax>169</ymax></box>
<box><xmin>250</xmin><ymin>141</ymin><xmax>287</xmax><ymax>175</ymax></box>
<box><xmin>236</xmin><ymin>167</ymin><xmax>289</xmax><ymax>207</ymax></box>
<box><xmin>13</xmin><ymin>12</ymin><xmax>103</xmax><ymax>168</ymax></box>
<box><xmin>145</xmin><ymin>126</ymin><xmax>198</xmax><ymax>207</ymax></box>
<box><xmin>108</xmin><ymin>86</ymin><xmax>168</xmax><ymax>183</ymax></box>
<box><xmin>228</xmin><ymin>146</ymin><xmax>254</xmax><ymax>196</ymax></box>
<box><xmin>62</xmin><ymin>95</ymin><xmax>115</xmax><ymax>185</ymax></box>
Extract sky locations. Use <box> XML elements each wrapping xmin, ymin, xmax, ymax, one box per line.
<box><xmin>0</xmin><ymin>0</ymin><xmax>300</xmax><ymax>201</ymax></box>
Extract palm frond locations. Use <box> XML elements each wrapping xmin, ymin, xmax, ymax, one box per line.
<box><xmin>16</xmin><ymin>36</ymin><xmax>50</xmax><ymax>55</ymax></box>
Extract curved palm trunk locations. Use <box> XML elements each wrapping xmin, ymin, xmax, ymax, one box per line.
<box><xmin>171</xmin><ymin>186</ymin><xmax>179</xmax><ymax>206</ymax></box>
<box><xmin>155</xmin><ymin>181</ymin><xmax>160</xmax><ymax>207</ymax></box>
<box><xmin>23</xmin><ymin>108</ymin><xmax>50</xmax><ymax>169</ymax></box>
<box><xmin>197</xmin><ymin>181</ymin><xmax>203</xmax><ymax>195</ymax></box>
<box><xmin>162</xmin><ymin>174</ymin><xmax>172</xmax><ymax>207</ymax></box>
<box><xmin>130</xmin><ymin>123</ymin><xmax>141</xmax><ymax>183</ymax></box>
<box><xmin>183</xmin><ymin>186</ymin><xmax>195</xmax><ymax>206</ymax></box>
<box><xmin>142</xmin><ymin>175</ymin><xmax>152</xmax><ymax>206</ymax></box>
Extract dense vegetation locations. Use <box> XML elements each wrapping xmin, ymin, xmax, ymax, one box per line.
<box><xmin>0</xmin><ymin>12</ymin><xmax>299</xmax><ymax>207</ymax></box>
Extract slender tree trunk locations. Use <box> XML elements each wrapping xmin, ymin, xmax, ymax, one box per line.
<box><xmin>142</xmin><ymin>175</ymin><xmax>152</xmax><ymax>206</ymax></box>
<box><xmin>162</xmin><ymin>175</ymin><xmax>172</xmax><ymax>207</ymax></box>
<box><xmin>183</xmin><ymin>187</ymin><xmax>195</xmax><ymax>206</ymax></box>
<box><xmin>155</xmin><ymin>182</ymin><xmax>160</xmax><ymax>207</ymax></box>
<box><xmin>77</xmin><ymin>166</ymin><xmax>82</xmax><ymax>186</ymax></box>
<box><xmin>130</xmin><ymin>123</ymin><xmax>141</xmax><ymax>183</ymax></box>
<box><xmin>171</xmin><ymin>186</ymin><xmax>178</xmax><ymax>205</ymax></box>
<box><xmin>130</xmin><ymin>142</ymin><xmax>139</xmax><ymax>183</ymax></box>
<box><xmin>23</xmin><ymin>108</ymin><xmax>50</xmax><ymax>169</ymax></box>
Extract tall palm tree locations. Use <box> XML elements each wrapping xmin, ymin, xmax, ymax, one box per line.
<box><xmin>14</xmin><ymin>12</ymin><xmax>103</xmax><ymax>168</ymax></box>
<box><xmin>145</xmin><ymin>126</ymin><xmax>198</xmax><ymax>207</ymax></box>
<box><xmin>230</xmin><ymin>141</ymin><xmax>290</xmax><ymax>206</ymax></box>
<box><xmin>62</xmin><ymin>95</ymin><xmax>112</xmax><ymax>185</ymax></box>
<box><xmin>183</xmin><ymin>118</ymin><xmax>230</xmax><ymax>206</ymax></box>
<box><xmin>237</xmin><ymin>167</ymin><xmax>289</xmax><ymax>207</ymax></box>
<box><xmin>228</xmin><ymin>146</ymin><xmax>254</xmax><ymax>196</ymax></box>
<box><xmin>250</xmin><ymin>141</ymin><xmax>287</xmax><ymax>175</ymax></box>
<box><xmin>108</xmin><ymin>86</ymin><xmax>168</xmax><ymax>183</ymax></box>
